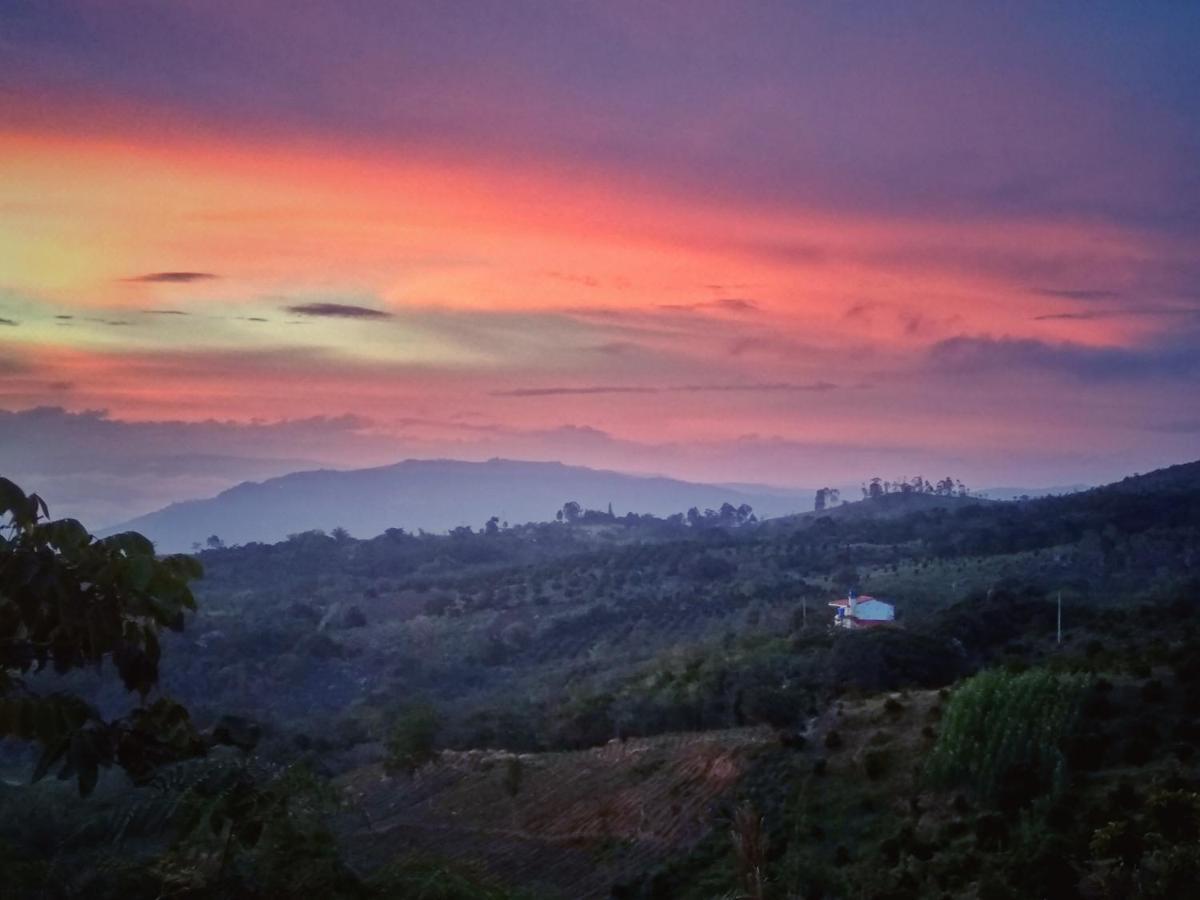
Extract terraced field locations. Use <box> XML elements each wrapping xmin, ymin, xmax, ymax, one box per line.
<box><xmin>337</xmin><ymin>727</ymin><xmax>774</xmax><ymax>898</ymax></box>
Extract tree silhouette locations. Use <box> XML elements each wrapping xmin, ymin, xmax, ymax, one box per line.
<box><xmin>0</xmin><ymin>477</ymin><xmax>205</xmax><ymax>795</ymax></box>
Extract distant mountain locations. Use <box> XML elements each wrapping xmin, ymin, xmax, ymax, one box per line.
<box><xmin>106</xmin><ymin>458</ymin><xmax>811</xmax><ymax>552</ymax></box>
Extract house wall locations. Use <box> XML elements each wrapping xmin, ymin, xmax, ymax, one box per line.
<box><xmin>852</xmin><ymin>600</ymin><xmax>894</xmax><ymax>621</ymax></box>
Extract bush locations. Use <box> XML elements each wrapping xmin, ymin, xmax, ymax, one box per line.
<box><xmin>863</xmin><ymin>749</ymin><xmax>890</xmax><ymax>780</ymax></box>
<box><xmin>1141</xmin><ymin>678</ymin><xmax>1166</xmax><ymax>703</ymax></box>
<box><xmin>384</xmin><ymin>704</ymin><xmax>441</xmax><ymax>775</ymax></box>
<box><xmin>372</xmin><ymin>856</ymin><xmax>528</xmax><ymax>899</ymax></box>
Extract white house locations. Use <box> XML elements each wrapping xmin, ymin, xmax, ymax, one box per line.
<box><xmin>829</xmin><ymin>591</ymin><xmax>895</xmax><ymax>630</ymax></box>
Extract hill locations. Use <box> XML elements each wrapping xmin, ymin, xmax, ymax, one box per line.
<box><xmin>5</xmin><ymin>458</ymin><xmax>1198</xmax><ymax>898</ymax></box>
<box><xmin>104</xmin><ymin>458</ymin><xmax>810</xmax><ymax>552</ymax></box>
<box><xmin>978</xmin><ymin>483</ymin><xmax>1090</xmax><ymax>500</ymax></box>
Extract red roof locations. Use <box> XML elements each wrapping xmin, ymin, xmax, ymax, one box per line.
<box><xmin>829</xmin><ymin>594</ymin><xmax>882</xmax><ymax>607</ymax></box>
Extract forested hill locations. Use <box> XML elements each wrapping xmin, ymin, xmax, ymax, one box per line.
<box><xmin>104</xmin><ymin>458</ymin><xmax>810</xmax><ymax>552</ymax></box>
<box><xmin>767</xmin><ymin>460</ymin><xmax>1200</xmax><ymax>555</ymax></box>
<box><xmin>5</xmin><ymin>459</ymin><xmax>1199</xmax><ymax>898</ymax></box>
<box><xmin>152</xmin><ymin>458</ymin><xmax>1199</xmax><ymax>738</ymax></box>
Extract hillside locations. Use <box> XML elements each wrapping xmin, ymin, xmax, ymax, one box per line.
<box><xmin>4</xmin><ymin>458</ymin><xmax>1198</xmax><ymax>899</ymax></box>
<box><xmin>105</xmin><ymin>458</ymin><xmax>811</xmax><ymax>552</ymax></box>
<box><xmin>338</xmin><ymin>728</ymin><xmax>773</xmax><ymax>899</ymax></box>
<box><xmin>775</xmin><ymin>490</ymin><xmax>992</xmax><ymax>528</ymax></box>
<box><xmin>127</xmin><ymin>458</ymin><xmax>1198</xmax><ymax>738</ymax></box>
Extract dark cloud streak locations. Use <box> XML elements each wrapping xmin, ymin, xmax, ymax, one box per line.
<box><xmin>1033</xmin><ymin>307</ymin><xmax>1200</xmax><ymax>321</ymax></box>
<box><xmin>927</xmin><ymin>332</ymin><xmax>1200</xmax><ymax>381</ymax></box>
<box><xmin>491</xmin><ymin>381</ymin><xmax>840</xmax><ymax>397</ymax></box>
<box><xmin>658</xmin><ymin>298</ymin><xmax>759</xmax><ymax>313</ymax></box>
<box><xmin>124</xmin><ymin>272</ymin><xmax>217</xmax><ymax>284</ymax></box>
<box><xmin>283</xmin><ymin>302</ymin><xmax>393</xmax><ymax>319</ymax></box>
<box><xmin>491</xmin><ymin>386</ymin><xmax>658</xmax><ymax>397</ymax></box>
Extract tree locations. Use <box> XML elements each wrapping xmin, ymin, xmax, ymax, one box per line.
<box><xmin>384</xmin><ymin>703</ymin><xmax>441</xmax><ymax>775</ymax></box>
<box><xmin>206</xmin><ymin>534</ymin><xmax>225</xmax><ymax>550</ymax></box>
<box><xmin>561</xmin><ymin>501</ymin><xmax>582</xmax><ymax>524</ymax></box>
<box><xmin>485</xmin><ymin>516</ymin><xmax>500</xmax><ymax>535</ymax></box>
<box><xmin>503</xmin><ymin>755</ymin><xmax>523</xmax><ymax>798</ymax></box>
<box><xmin>0</xmin><ymin>477</ymin><xmax>205</xmax><ymax>795</ymax></box>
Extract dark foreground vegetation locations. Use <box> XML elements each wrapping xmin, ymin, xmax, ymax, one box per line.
<box><xmin>2</xmin><ymin>460</ymin><xmax>1199</xmax><ymax>898</ymax></box>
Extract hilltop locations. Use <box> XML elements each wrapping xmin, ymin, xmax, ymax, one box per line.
<box><xmin>104</xmin><ymin>458</ymin><xmax>811</xmax><ymax>552</ymax></box>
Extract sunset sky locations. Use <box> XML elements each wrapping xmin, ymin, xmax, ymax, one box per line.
<box><xmin>2</xmin><ymin>2</ymin><xmax>1199</xmax><ymax>521</ymax></box>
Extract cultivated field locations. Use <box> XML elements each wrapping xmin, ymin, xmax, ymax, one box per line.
<box><xmin>338</xmin><ymin>727</ymin><xmax>775</xmax><ymax>898</ymax></box>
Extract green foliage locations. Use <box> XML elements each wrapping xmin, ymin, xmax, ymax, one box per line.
<box><xmin>384</xmin><ymin>702</ymin><xmax>441</xmax><ymax>775</ymax></box>
<box><xmin>729</xmin><ymin>803</ymin><xmax>768</xmax><ymax>900</ymax></box>
<box><xmin>0</xmin><ymin>750</ymin><xmax>366</xmax><ymax>899</ymax></box>
<box><xmin>0</xmin><ymin>476</ymin><xmax>204</xmax><ymax>794</ymax></box>
<box><xmin>1086</xmin><ymin>790</ymin><xmax>1200</xmax><ymax>899</ymax></box>
<box><xmin>926</xmin><ymin>667</ymin><xmax>1090</xmax><ymax>800</ymax></box>
<box><xmin>157</xmin><ymin>756</ymin><xmax>356</xmax><ymax>896</ymax></box>
<box><xmin>371</xmin><ymin>856</ymin><xmax>530</xmax><ymax>900</ymax></box>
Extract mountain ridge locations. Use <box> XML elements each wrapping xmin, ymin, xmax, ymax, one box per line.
<box><xmin>105</xmin><ymin>457</ymin><xmax>813</xmax><ymax>552</ymax></box>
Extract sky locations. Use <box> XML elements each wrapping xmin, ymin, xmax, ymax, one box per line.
<box><xmin>2</xmin><ymin>1</ymin><xmax>1199</xmax><ymax>522</ymax></box>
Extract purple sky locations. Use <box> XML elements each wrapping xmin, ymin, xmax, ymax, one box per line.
<box><xmin>1</xmin><ymin>2</ymin><xmax>1198</xmax><ymax>522</ymax></box>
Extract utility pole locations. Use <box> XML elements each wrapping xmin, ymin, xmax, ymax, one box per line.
<box><xmin>1057</xmin><ymin>590</ymin><xmax>1062</xmax><ymax>646</ymax></box>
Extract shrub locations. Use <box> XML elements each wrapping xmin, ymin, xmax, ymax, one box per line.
<box><xmin>384</xmin><ymin>704</ymin><xmax>441</xmax><ymax>775</ymax></box>
<box><xmin>863</xmin><ymin>749</ymin><xmax>890</xmax><ymax>780</ymax></box>
<box><xmin>372</xmin><ymin>856</ymin><xmax>527</xmax><ymax>899</ymax></box>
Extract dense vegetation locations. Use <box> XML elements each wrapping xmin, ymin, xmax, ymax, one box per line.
<box><xmin>1</xmin><ymin>460</ymin><xmax>1198</xmax><ymax>897</ymax></box>
<box><xmin>0</xmin><ymin>478</ymin><xmax>205</xmax><ymax>794</ymax></box>
<box><xmin>926</xmin><ymin>668</ymin><xmax>1090</xmax><ymax>801</ymax></box>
